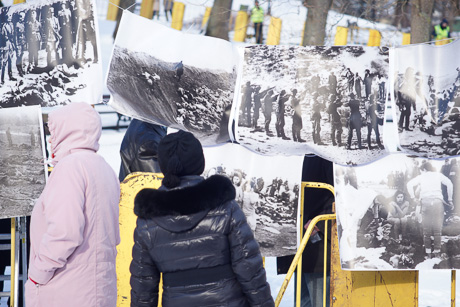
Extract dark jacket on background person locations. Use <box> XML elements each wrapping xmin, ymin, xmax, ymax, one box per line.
<box><xmin>130</xmin><ymin>175</ymin><xmax>274</xmax><ymax>307</ymax></box>
<box><xmin>119</xmin><ymin>119</ymin><xmax>167</xmax><ymax>182</ymax></box>
<box><xmin>277</xmin><ymin>155</ymin><xmax>333</xmax><ymax>274</ymax></box>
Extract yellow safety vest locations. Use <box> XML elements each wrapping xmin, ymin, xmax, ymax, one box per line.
<box><xmin>251</xmin><ymin>7</ymin><xmax>264</xmax><ymax>23</ymax></box>
<box><xmin>435</xmin><ymin>24</ymin><xmax>450</xmax><ymax>39</ymax></box>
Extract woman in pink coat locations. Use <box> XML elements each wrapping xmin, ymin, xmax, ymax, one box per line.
<box><xmin>25</xmin><ymin>103</ymin><xmax>120</xmax><ymax>307</ymax></box>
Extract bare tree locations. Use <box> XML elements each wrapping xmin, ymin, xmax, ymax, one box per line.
<box><xmin>205</xmin><ymin>0</ymin><xmax>233</xmax><ymax>41</ymax></box>
<box><xmin>410</xmin><ymin>0</ymin><xmax>435</xmax><ymax>43</ymax></box>
<box><xmin>302</xmin><ymin>0</ymin><xmax>334</xmax><ymax>46</ymax></box>
<box><xmin>113</xmin><ymin>0</ymin><xmax>136</xmax><ymax>40</ymax></box>
<box><xmin>393</xmin><ymin>0</ymin><xmax>411</xmax><ymax>29</ymax></box>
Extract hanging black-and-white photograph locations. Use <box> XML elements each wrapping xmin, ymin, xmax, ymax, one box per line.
<box><xmin>0</xmin><ymin>0</ymin><xmax>102</xmax><ymax>107</ymax></box>
<box><xmin>335</xmin><ymin>154</ymin><xmax>460</xmax><ymax>270</ymax></box>
<box><xmin>391</xmin><ymin>39</ymin><xmax>460</xmax><ymax>158</ymax></box>
<box><xmin>234</xmin><ymin>45</ymin><xmax>389</xmax><ymax>165</ymax></box>
<box><xmin>203</xmin><ymin>143</ymin><xmax>303</xmax><ymax>257</ymax></box>
<box><xmin>107</xmin><ymin>12</ymin><xmax>239</xmax><ymax>145</ymax></box>
<box><xmin>0</xmin><ymin>106</ymin><xmax>47</xmax><ymax>218</ymax></box>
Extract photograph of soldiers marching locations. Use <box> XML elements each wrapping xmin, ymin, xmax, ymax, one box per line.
<box><xmin>0</xmin><ymin>0</ymin><xmax>101</xmax><ymax>107</ymax></box>
<box><xmin>107</xmin><ymin>12</ymin><xmax>238</xmax><ymax>145</ymax></box>
<box><xmin>392</xmin><ymin>39</ymin><xmax>460</xmax><ymax>158</ymax></box>
<box><xmin>335</xmin><ymin>154</ymin><xmax>460</xmax><ymax>270</ymax></box>
<box><xmin>0</xmin><ymin>106</ymin><xmax>46</xmax><ymax>218</ymax></box>
<box><xmin>203</xmin><ymin>143</ymin><xmax>303</xmax><ymax>257</ymax></box>
<box><xmin>236</xmin><ymin>45</ymin><xmax>389</xmax><ymax>165</ymax></box>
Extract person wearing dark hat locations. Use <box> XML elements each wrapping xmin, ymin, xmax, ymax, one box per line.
<box><xmin>130</xmin><ymin>130</ymin><xmax>274</xmax><ymax>307</ymax></box>
<box><xmin>433</xmin><ymin>18</ymin><xmax>451</xmax><ymax>46</ymax></box>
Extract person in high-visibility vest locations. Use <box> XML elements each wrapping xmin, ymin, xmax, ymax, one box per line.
<box><xmin>251</xmin><ymin>1</ymin><xmax>264</xmax><ymax>44</ymax></box>
<box><xmin>432</xmin><ymin>18</ymin><xmax>451</xmax><ymax>46</ymax></box>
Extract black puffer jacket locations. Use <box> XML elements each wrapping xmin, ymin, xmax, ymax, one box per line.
<box><xmin>119</xmin><ymin>119</ymin><xmax>167</xmax><ymax>182</ymax></box>
<box><xmin>130</xmin><ymin>175</ymin><xmax>274</xmax><ymax>307</ymax></box>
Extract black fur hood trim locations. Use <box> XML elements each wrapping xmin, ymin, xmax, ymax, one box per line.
<box><xmin>134</xmin><ymin>175</ymin><xmax>236</xmax><ymax>218</ymax></box>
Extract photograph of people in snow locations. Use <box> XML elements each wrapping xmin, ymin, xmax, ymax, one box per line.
<box><xmin>236</xmin><ymin>45</ymin><xmax>389</xmax><ymax>166</ymax></box>
<box><xmin>335</xmin><ymin>154</ymin><xmax>460</xmax><ymax>270</ymax></box>
<box><xmin>393</xmin><ymin>39</ymin><xmax>460</xmax><ymax>158</ymax></box>
<box><xmin>0</xmin><ymin>0</ymin><xmax>101</xmax><ymax>108</ymax></box>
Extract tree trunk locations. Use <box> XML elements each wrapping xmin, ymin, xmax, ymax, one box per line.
<box><xmin>113</xmin><ymin>0</ymin><xmax>137</xmax><ymax>40</ymax></box>
<box><xmin>393</xmin><ymin>0</ymin><xmax>411</xmax><ymax>29</ymax></box>
<box><xmin>302</xmin><ymin>0</ymin><xmax>333</xmax><ymax>46</ymax></box>
<box><xmin>205</xmin><ymin>0</ymin><xmax>233</xmax><ymax>41</ymax></box>
<box><xmin>410</xmin><ymin>0</ymin><xmax>435</xmax><ymax>43</ymax></box>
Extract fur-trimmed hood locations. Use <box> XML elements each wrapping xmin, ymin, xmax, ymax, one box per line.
<box><xmin>134</xmin><ymin>175</ymin><xmax>236</xmax><ymax>232</ymax></box>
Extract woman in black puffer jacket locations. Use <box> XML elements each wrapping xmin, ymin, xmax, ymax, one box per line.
<box><xmin>130</xmin><ymin>130</ymin><xmax>274</xmax><ymax>307</ymax></box>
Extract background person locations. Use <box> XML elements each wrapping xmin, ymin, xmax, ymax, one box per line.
<box><xmin>25</xmin><ymin>103</ymin><xmax>120</xmax><ymax>306</ymax></box>
<box><xmin>251</xmin><ymin>0</ymin><xmax>264</xmax><ymax>44</ymax></box>
<box><xmin>119</xmin><ymin>119</ymin><xmax>167</xmax><ymax>182</ymax></box>
<box><xmin>130</xmin><ymin>130</ymin><xmax>274</xmax><ymax>307</ymax></box>
<box><xmin>432</xmin><ymin>18</ymin><xmax>451</xmax><ymax>45</ymax></box>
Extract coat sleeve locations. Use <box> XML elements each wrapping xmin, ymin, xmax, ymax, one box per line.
<box><xmin>28</xmin><ymin>160</ymin><xmax>86</xmax><ymax>285</ymax></box>
<box><xmin>227</xmin><ymin>201</ymin><xmax>275</xmax><ymax>307</ymax></box>
<box><xmin>130</xmin><ymin>219</ymin><xmax>160</xmax><ymax>307</ymax></box>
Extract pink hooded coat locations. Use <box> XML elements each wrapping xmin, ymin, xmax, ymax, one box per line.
<box><xmin>25</xmin><ymin>103</ymin><xmax>120</xmax><ymax>307</ymax></box>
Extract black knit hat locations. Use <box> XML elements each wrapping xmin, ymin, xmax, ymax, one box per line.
<box><xmin>158</xmin><ymin>130</ymin><xmax>205</xmax><ymax>188</ymax></box>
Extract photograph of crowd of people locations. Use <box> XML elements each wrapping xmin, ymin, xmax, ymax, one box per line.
<box><xmin>392</xmin><ymin>39</ymin><xmax>460</xmax><ymax>158</ymax></box>
<box><xmin>0</xmin><ymin>106</ymin><xmax>46</xmax><ymax>218</ymax></box>
<box><xmin>203</xmin><ymin>143</ymin><xmax>303</xmax><ymax>257</ymax></box>
<box><xmin>0</xmin><ymin>0</ymin><xmax>102</xmax><ymax>107</ymax></box>
<box><xmin>107</xmin><ymin>12</ymin><xmax>238</xmax><ymax>145</ymax></box>
<box><xmin>235</xmin><ymin>45</ymin><xmax>389</xmax><ymax>165</ymax></box>
<box><xmin>335</xmin><ymin>154</ymin><xmax>460</xmax><ymax>270</ymax></box>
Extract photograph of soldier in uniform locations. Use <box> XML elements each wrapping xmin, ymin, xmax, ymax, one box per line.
<box><xmin>0</xmin><ymin>106</ymin><xmax>46</xmax><ymax>218</ymax></box>
<box><xmin>0</xmin><ymin>0</ymin><xmax>102</xmax><ymax>108</ymax></box>
<box><xmin>203</xmin><ymin>143</ymin><xmax>303</xmax><ymax>257</ymax></box>
<box><xmin>392</xmin><ymin>39</ymin><xmax>460</xmax><ymax>158</ymax></box>
<box><xmin>235</xmin><ymin>45</ymin><xmax>389</xmax><ymax>165</ymax></box>
<box><xmin>107</xmin><ymin>12</ymin><xmax>238</xmax><ymax>145</ymax></box>
<box><xmin>335</xmin><ymin>155</ymin><xmax>460</xmax><ymax>270</ymax></box>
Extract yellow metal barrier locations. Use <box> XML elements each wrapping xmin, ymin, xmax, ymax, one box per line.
<box><xmin>334</xmin><ymin>26</ymin><xmax>348</xmax><ymax>46</ymax></box>
<box><xmin>140</xmin><ymin>0</ymin><xmax>155</xmax><ymax>19</ymax></box>
<box><xmin>107</xmin><ymin>0</ymin><xmax>121</xmax><ymax>21</ymax></box>
<box><xmin>367</xmin><ymin>29</ymin><xmax>381</xmax><ymax>46</ymax></box>
<box><xmin>266</xmin><ymin>17</ymin><xmax>282</xmax><ymax>45</ymax></box>
<box><xmin>435</xmin><ymin>38</ymin><xmax>453</xmax><ymax>46</ymax></box>
<box><xmin>10</xmin><ymin>218</ymin><xmax>15</xmax><ymax>307</ymax></box>
<box><xmin>117</xmin><ymin>172</ymin><xmax>163</xmax><ymax>307</ymax></box>
<box><xmin>275</xmin><ymin>213</ymin><xmax>336</xmax><ymax>306</ymax></box>
<box><xmin>402</xmin><ymin>33</ymin><xmax>411</xmax><ymax>45</ymax></box>
<box><xmin>171</xmin><ymin>2</ymin><xmax>185</xmax><ymax>31</ymax></box>
<box><xmin>13</xmin><ymin>0</ymin><xmax>25</xmax><ymax>4</ymax></box>
<box><xmin>202</xmin><ymin>7</ymin><xmax>212</xmax><ymax>30</ymax></box>
<box><xmin>233</xmin><ymin>11</ymin><xmax>249</xmax><ymax>42</ymax></box>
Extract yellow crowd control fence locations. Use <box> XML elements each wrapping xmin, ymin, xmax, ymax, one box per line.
<box><xmin>106</xmin><ymin>0</ymin><xmax>120</xmax><ymax>21</ymax></box>
<box><xmin>266</xmin><ymin>17</ymin><xmax>282</xmax><ymax>45</ymax></box>
<box><xmin>139</xmin><ymin>0</ymin><xmax>155</xmax><ymax>19</ymax></box>
<box><xmin>233</xmin><ymin>10</ymin><xmax>249</xmax><ymax>42</ymax></box>
<box><xmin>171</xmin><ymin>2</ymin><xmax>185</xmax><ymax>31</ymax></box>
<box><xmin>117</xmin><ymin>172</ymin><xmax>164</xmax><ymax>307</ymax></box>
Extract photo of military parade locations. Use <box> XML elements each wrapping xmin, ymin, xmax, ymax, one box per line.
<box><xmin>0</xmin><ymin>0</ymin><xmax>101</xmax><ymax>107</ymax></box>
<box><xmin>236</xmin><ymin>45</ymin><xmax>389</xmax><ymax>165</ymax></box>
